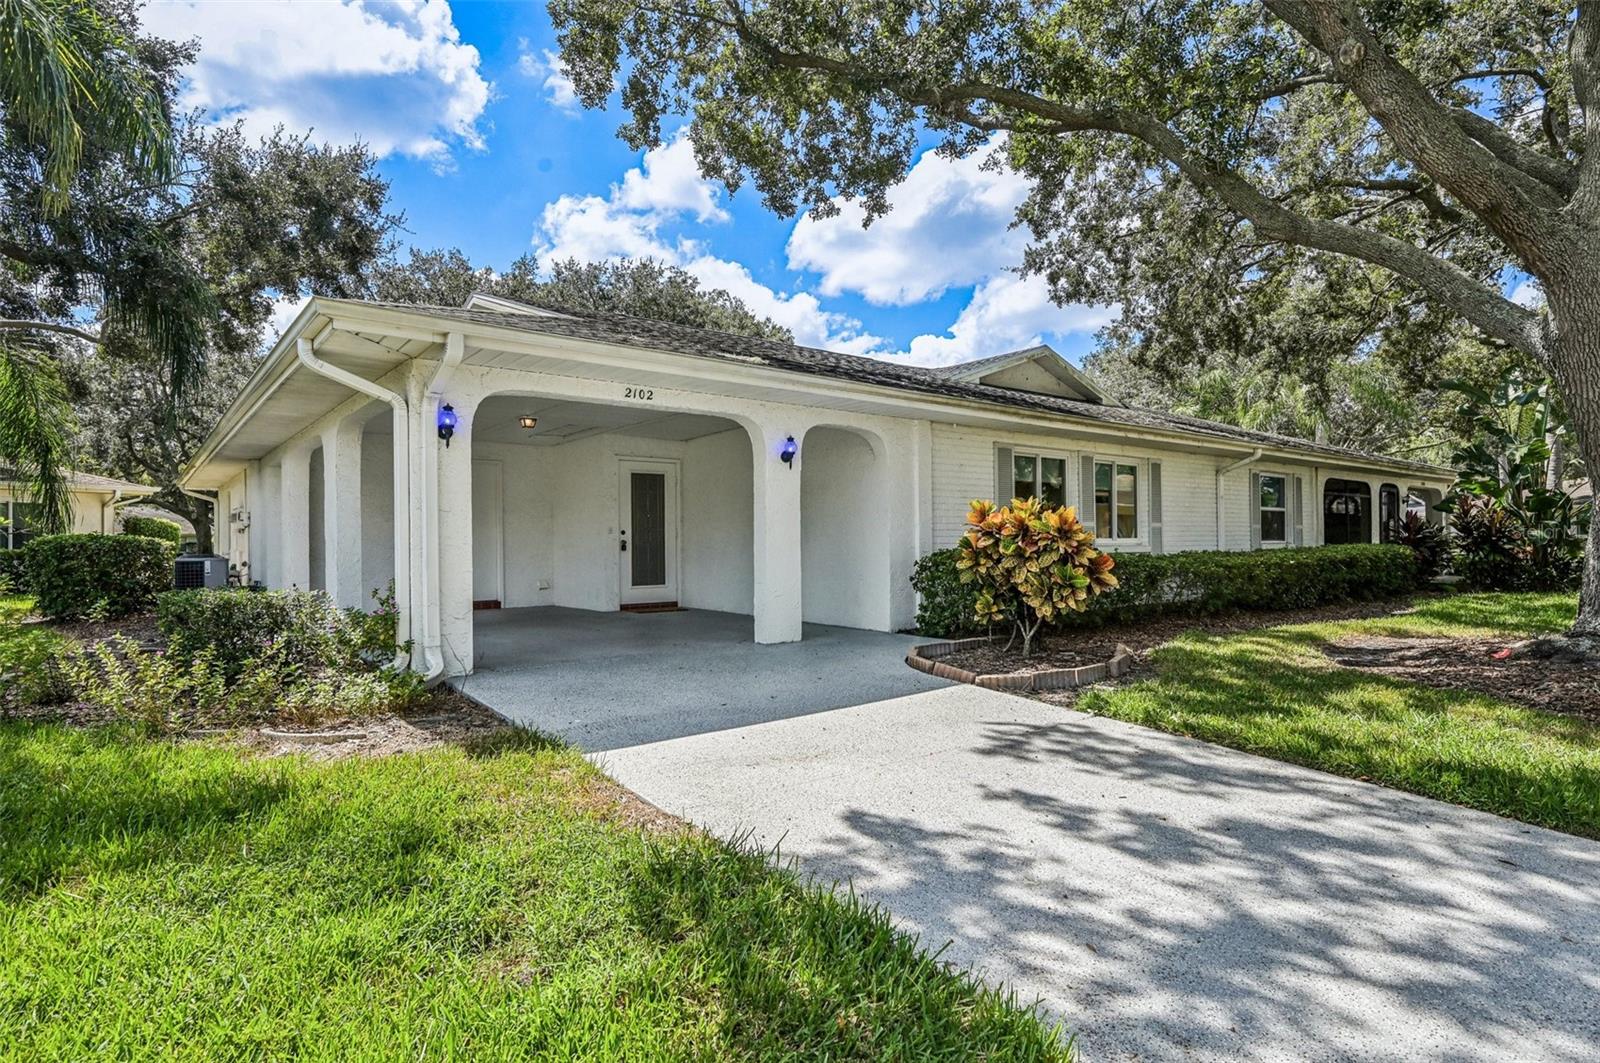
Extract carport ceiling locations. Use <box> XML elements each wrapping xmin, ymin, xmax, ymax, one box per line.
<box><xmin>466</xmin><ymin>396</ymin><xmax>741</xmax><ymax>446</ymax></box>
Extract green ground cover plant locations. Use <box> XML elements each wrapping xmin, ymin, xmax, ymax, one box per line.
<box><xmin>1075</xmin><ymin>593</ymin><xmax>1598</xmax><ymax>836</ymax></box>
<box><xmin>0</xmin><ymin>723</ymin><xmax>1073</xmax><ymax>1060</ymax></box>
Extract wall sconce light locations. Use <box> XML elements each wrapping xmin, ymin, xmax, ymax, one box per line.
<box><xmin>437</xmin><ymin>403</ymin><xmax>457</xmax><ymax>447</ymax></box>
<box><xmin>780</xmin><ymin>435</ymin><xmax>797</xmax><ymax>467</ymax></box>
<box><xmin>518</xmin><ymin>415</ymin><xmax>538</xmax><ymax>430</ymax></box>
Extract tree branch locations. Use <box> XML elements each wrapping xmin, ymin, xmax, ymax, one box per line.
<box><xmin>1447</xmin><ymin>106</ymin><xmax>1575</xmax><ymax>194</ymax></box>
<box><xmin>1570</xmin><ymin>1</ymin><xmax>1600</xmax><ymax>214</ymax></box>
<box><xmin>1261</xmin><ymin>0</ymin><xmax>1567</xmax><ymax>269</ymax></box>
<box><xmin>0</xmin><ymin>319</ymin><xmax>101</xmax><ymax>345</ymax></box>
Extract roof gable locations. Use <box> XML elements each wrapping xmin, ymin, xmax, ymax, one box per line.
<box><xmin>462</xmin><ymin>292</ymin><xmax>575</xmax><ymax>318</ymax></box>
<box><xmin>936</xmin><ymin>345</ymin><xmax>1117</xmax><ymax>405</ymax></box>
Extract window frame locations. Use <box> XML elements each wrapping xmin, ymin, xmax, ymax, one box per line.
<box><xmin>1091</xmin><ymin>456</ymin><xmax>1144</xmax><ymax>545</ymax></box>
<box><xmin>1009</xmin><ymin>449</ymin><xmax>1071</xmax><ymax>509</ymax></box>
<box><xmin>1258</xmin><ymin>471</ymin><xmax>1290</xmax><ymax>546</ymax></box>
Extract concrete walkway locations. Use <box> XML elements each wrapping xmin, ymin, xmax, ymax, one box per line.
<box><xmin>457</xmin><ymin>607</ymin><xmax>946</xmax><ymax>750</ymax></box>
<box><xmin>600</xmin><ymin>684</ymin><xmax>1600</xmax><ymax>1062</ymax></box>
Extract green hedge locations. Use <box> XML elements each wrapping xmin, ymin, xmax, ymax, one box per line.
<box><xmin>911</xmin><ymin>544</ymin><xmax>1421</xmax><ymax>637</ymax></box>
<box><xmin>0</xmin><ymin>548</ymin><xmax>26</xmax><ymax>594</ymax></box>
<box><xmin>122</xmin><ymin>514</ymin><xmax>184</xmax><ymax>545</ymax></box>
<box><xmin>156</xmin><ymin>589</ymin><xmax>366</xmax><ymax>681</ymax></box>
<box><xmin>23</xmin><ymin>534</ymin><xmax>176</xmax><ymax>619</ymax></box>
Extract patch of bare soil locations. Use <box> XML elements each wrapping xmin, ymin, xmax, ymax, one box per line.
<box><xmin>940</xmin><ymin>637</ymin><xmax>1122</xmax><ymax>677</ymax></box>
<box><xmin>1324</xmin><ymin>635</ymin><xmax>1600</xmax><ymax>722</ymax></box>
<box><xmin>44</xmin><ymin>613</ymin><xmax>162</xmax><ymax>649</ymax></box>
<box><xmin>231</xmin><ymin>688</ymin><xmax>510</xmax><ymax>760</ymax></box>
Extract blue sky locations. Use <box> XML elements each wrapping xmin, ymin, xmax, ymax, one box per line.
<box><xmin>140</xmin><ymin>0</ymin><xmax>1116</xmax><ymax>366</ymax></box>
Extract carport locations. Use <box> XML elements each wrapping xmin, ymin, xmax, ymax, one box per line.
<box><xmin>454</xmin><ymin>606</ymin><xmax>947</xmax><ymax>751</ymax></box>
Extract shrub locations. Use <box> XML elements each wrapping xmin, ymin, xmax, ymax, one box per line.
<box><xmin>121</xmin><ymin>514</ymin><xmax>183</xmax><ymax>545</ymax></box>
<box><xmin>1448</xmin><ymin>494</ymin><xmax>1584</xmax><ymax>591</ymax></box>
<box><xmin>156</xmin><ymin>589</ymin><xmax>361</xmax><ymax>681</ymax></box>
<box><xmin>1387</xmin><ymin>512</ymin><xmax>1450</xmax><ymax>582</ymax></box>
<box><xmin>910</xmin><ymin>542</ymin><xmax>1420</xmax><ymax>636</ymax></box>
<box><xmin>0</xmin><ymin>549</ymin><xmax>26</xmax><ymax>594</ymax></box>
<box><xmin>956</xmin><ymin>499</ymin><xmax>1118</xmax><ymax>656</ymax></box>
<box><xmin>23</xmin><ymin>534</ymin><xmax>175</xmax><ymax>619</ymax></box>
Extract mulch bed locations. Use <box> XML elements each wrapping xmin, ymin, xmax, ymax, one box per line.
<box><xmin>38</xmin><ymin>612</ymin><xmax>162</xmax><ymax>649</ymax></box>
<box><xmin>1324</xmin><ymin>635</ymin><xmax>1600</xmax><ymax>723</ymax></box>
<box><xmin>939</xmin><ymin>637</ymin><xmax>1123</xmax><ymax>677</ymax></box>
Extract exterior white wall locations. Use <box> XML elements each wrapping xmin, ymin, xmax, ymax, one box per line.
<box><xmin>0</xmin><ymin>486</ymin><xmax>118</xmax><ymax>537</ymax></box>
<box><xmin>681</xmin><ymin>428</ymin><xmax>754</xmax><ymax>614</ymax></box>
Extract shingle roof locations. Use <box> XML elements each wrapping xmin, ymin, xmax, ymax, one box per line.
<box><xmin>0</xmin><ymin>468</ymin><xmax>157</xmax><ymax>493</ymax></box>
<box><xmin>929</xmin><ymin>346</ymin><xmax>1053</xmax><ymax>378</ymax></box>
<box><xmin>358</xmin><ymin>299</ymin><xmax>1450</xmax><ymax>475</ymax></box>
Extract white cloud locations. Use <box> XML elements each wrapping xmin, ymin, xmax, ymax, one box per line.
<box><xmin>517</xmin><ymin>41</ymin><xmax>579</xmax><ymax>113</ymax></box>
<box><xmin>787</xmin><ymin>146</ymin><xmax>1032</xmax><ymax>305</ymax></box>
<box><xmin>1510</xmin><ymin>279</ymin><xmax>1544</xmax><ymax>308</ymax></box>
<box><xmin>535</xmin><ymin>136</ymin><xmax>879</xmax><ymax>352</ymax></box>
<box><xmin>904</xmin><ymin>273</ymin><xmax>1117</xmax><ymax>367</ymax></box>
<box><xmin>142</xmin><ymin>0</ymin><xmax>490</xmax><ymax>164</ymax></box>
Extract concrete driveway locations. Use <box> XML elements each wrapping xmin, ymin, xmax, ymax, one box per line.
<box><xmin>600</xmin><ymin>684</ymin><xmax>1600</xmax><ymax>1062</ymax></box>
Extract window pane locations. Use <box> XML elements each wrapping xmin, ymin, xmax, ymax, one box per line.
<box><xmin>1261</xmin><ymin>509</ymin><xmax>1287</xmax><ymax>542</ymax></box>
<box><xmin>1116</xmin><ymin>464</ymin><xmax>1137</xmax><ymax>539</ymax></box>
<box><xmin>1040</xmin><ymin>457</ymin><xmax>1065</xmax><ymax>507</ymax></box>
<box><xmin>1012</xmin><ymin>454</ymin><xmax>1036</xmax><ymax>501</ymax></box>
<box><xmin>1094</xmin><ymin>462</ymin><xmax>1112</xmax><ymax>532</ymax></box>
<box><xmin>10</xmin><ymin>502</ymin><xmax>42</xmax><ymax>548</ymax></box>
<box><xmin>1260</xmin><ymin>475</ymin><xmax>1285</xmax><ymax>509</ymax></box>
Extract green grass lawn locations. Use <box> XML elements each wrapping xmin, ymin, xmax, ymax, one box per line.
<box><xmin>1076</xmin><ymin>592</ymin><xmax>1600</xmax><ymax>836</ymax></box>
<box><xmin>0</xmin><ymin>721</ymin><xmax>1071</xmax><ymax>1060</ymax></box>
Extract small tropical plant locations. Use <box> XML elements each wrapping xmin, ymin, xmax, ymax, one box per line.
<box><xmin>955</xmin><ymin>498</ymin><xmax>1118</xmax><ymax>657</ymax></box>
<box><xmin>1386</xmin><ymin>512</ymin><xmax>1450</xmax><ymax>583</ymax></box>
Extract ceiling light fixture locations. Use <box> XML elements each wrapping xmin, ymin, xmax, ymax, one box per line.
<box><xmin>518</xmin><ymin>415</ymin><xmax>538</xmax><ymax>430</ymax></box>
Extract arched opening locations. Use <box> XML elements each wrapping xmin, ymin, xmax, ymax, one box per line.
<box><xmin>1324</xmin><ymin>478</ymin><xmax>1373</xmax><ymax>544</ymax></box>
<box><xmin>800</xmin><ymin>425</ymin><xmax>888</xmax><ymax>630</ymax></box>
<box><xmin>465</xmin><ymin>393</ymin><xmax>753</xmax><ymax>668</ymax></box>
<box><xmin>1378</xmin><ymin>483</ymin><xmax>1401</xmax><ymax>542</ymax></box>
<box><xmin>307</xmin><ymin>443</ymin><xmax>326</xmax><ymax>591</ymax></box>
<box><xmin>358</xmin><ymin>405</ymin><xmax>396</xmax><ymax>604</ymax></box>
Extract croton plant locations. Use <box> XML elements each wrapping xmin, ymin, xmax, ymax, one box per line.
<box><xmin>955</xmin><ymin>498</ymin><xmax>1120</xmax><ymax>657</ymax></box>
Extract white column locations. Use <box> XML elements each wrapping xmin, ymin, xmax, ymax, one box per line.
<box><xmin>278</xmin><ymin>443</ymin><xmax>314</xmax><ymax>590</ymax></box>
<box><xmin>435</xmin><ymin>396</ymin><xmax>476</xmax><ymax>676</ymax></box>
<box><xmin>322</xmin><ymin>419</ymin><xmax>365</xmax><ymax>608</ymax></box>
<box><xmin>750</xmin><ymin>421</ymin><xmax>805</xmax><ymax>644</ymax></box>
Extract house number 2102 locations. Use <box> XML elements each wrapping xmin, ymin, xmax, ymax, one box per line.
<box><xmin>623</xmin><ymin>386</ymin><xmax>654</xmax><ymax>400</ymax></box>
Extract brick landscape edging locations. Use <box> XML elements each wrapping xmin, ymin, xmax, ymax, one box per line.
<box><xmin>906</xmin><ymin>635</ymin><xmax>1134</xmax><ymax>693</ymax></box>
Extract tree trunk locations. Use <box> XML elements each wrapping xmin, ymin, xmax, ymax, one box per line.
<box><xmin>152</xmin><ymin>489</ymin><xmax>213</xmax><ymax>554</ymax></box>
<box><xmin>1544</xmin><ymin>277</ymin><xmax>1600</xmax><ymax>637</ymax></box>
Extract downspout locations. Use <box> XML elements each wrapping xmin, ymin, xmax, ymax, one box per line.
<box><xmin>1216</xmin><ymin>448</ymin><xmax>1264</xmax><ymax>550</ymax></box>
<box><xmin>296</xmin><ymin>336</ymin><xmax>413</xmax><ymax>672</ymax></box>
<box><xmin>99</xmin><ymin>490</ymin><xmax>122</xmax><ymax>533</ymax></box>
<box><xmin>413</xmin><ymin>331</ymin><xmax>466</xmax><ymax>684</ymax></box>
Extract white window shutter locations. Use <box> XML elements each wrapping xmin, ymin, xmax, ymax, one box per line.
<box><xmin>1249</xmin><ymin>471</ymin><xmax>1263</xmax><ymax>550</ymax></box>
<box><xmin>1149</xmin><ymin>461</ymin><xmax>1164</xmax><ymax>553</ymax></box>
<box><xmin>995</xmin><ymin>446</ymin><xmax>1013</xmax><ymax>504</ymax></box>
<box><xmin>1080</xmin><ymin>455</ymin><xmax>1097</xmax><ymax>534</ymax></box>
<box><xmin>1292</xmin><ymin>475</ymin><xmax>1305</xmax><ymax>546</ymax></box>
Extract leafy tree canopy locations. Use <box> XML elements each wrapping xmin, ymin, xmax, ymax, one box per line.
<box><xmin>370</xmin><ymin>248</ymin><xmax>794</xmax><ymax>341</ymax></box>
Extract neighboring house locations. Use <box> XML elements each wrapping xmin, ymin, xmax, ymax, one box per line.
<box><xmin>179</xmin><ymin>295</ymin><xmax>1455</xmax><ymax>678</ymax></box>
<box><xmin>121</xmin><ymin>504</ymin><xmax>199</xmax><ymax>546</ymax></box>
<box><xmin>0</xmin><ymin>469</ymin><xmax>159</xmax><ymax>549</ymax></box>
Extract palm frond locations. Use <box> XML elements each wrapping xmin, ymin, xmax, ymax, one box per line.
<box><xmin>0</xmin><ymin>341</ymin><xmax>74</xmax><ymax>533</ymax></box>
<box><xmin>0</xmin><ymin>0</ymin><xmax>174</xmax><ymax>214</ymax></box>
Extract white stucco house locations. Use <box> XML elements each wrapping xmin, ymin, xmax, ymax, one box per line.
<box><xmin>1</xmin><ymin>469</ymin><xmax>160</xmax><ymax>548</ymax></box>
<box><xmin>179</xmin><ymin>295</ymin><xmax>1454</xmax><ymax>679</ymax></box>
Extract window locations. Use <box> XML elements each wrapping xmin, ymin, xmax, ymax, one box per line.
<box><xmin>1011</xmin><ymin>452</ymin><xmax>1067</xmax><ymax>507</ymax></box>
<box><xmin>1259</xmin><ymin>474</ymin><xmax>1288</xmax><ymax>543</ymax></box>
<box><xmin>1094</xmin><ymin>460</ymin><xmax>1139</xmax><ymax>540</ymax></box>
<box><xmin>1</xmin><ymin>501</ymin><xmax>41</xmax><ymax>549</ymax></box>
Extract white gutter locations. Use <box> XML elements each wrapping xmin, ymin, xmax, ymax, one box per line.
<box><xmin>1216</xmin><ymin>448</ymin><xmax>1264</xmax><ymax>550</ymax></box>
<box><xmin>412</xmin><ymin>331</ymin><xmax>465</xmax><ymax>685</ymax></box>
<box><xmin>99</xmin><ymin>490</ymin><xmax>122</xmax><ymax>533</ymax></box>
<box><xmin>295</xmin><ymin>336</ymin><xmax>413</xmax><ymax>672</ymax></box>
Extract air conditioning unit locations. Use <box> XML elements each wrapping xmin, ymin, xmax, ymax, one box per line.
<box><xmin>174</xmin><ymin>554</ymin><xmax>229</xmax><ymax>590</ymax></box>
